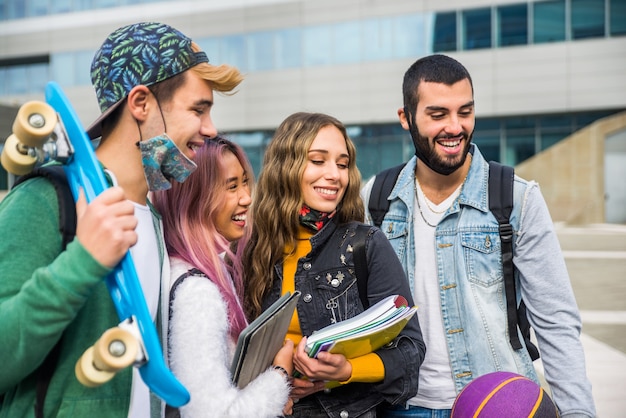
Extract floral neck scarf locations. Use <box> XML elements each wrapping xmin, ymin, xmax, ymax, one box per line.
<box><xmin>299</xmin><ymin>205</ymin><xmax>335</xmax><ymax>232</ymax></box>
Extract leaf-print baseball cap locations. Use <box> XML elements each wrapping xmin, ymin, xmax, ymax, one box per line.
<box><xmin>87</xmin><ymin>22</ymin><xmax>209</xmax><ymax>139</ymax></box>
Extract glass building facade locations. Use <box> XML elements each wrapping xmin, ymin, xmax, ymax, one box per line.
<box><xmin>0</xmin><ymin>0</ymin><xmax>625</xmax><ymax>185</ymax></box>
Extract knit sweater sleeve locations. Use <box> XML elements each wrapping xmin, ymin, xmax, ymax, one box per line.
<box><xmin>169</xmin><ymin>275</ymin><xmax>290</xmax><ymax>418</ymax></box>
<box><xmin>0</xmin><ymin>178</ymin><xmax>112</xmax><ymax>393</ymax></box>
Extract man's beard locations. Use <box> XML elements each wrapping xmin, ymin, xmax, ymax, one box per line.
<box><xmin>410</xmin><ymin>124</ymin><xmax>473</xmax><ymax>176</ymax></box>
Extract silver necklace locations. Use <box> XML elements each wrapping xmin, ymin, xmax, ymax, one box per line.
<box><xmin>415</xmin><ymin>175</ymin><xmax>447</xmax><ymax>214</ymax></box>
<box><xmin>414</xmin><ymin>163</ymin><xmax>471</xmax><ymax>228</ymax></box>
<box><xmin>414</xmin><ymin>180</ymin><xmax>439</xmax><ymax>228</ymax></box>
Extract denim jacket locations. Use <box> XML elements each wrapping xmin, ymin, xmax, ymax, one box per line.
<box><xmin>261</xmin><ymin>219</ymin><xmax>425</xmax><ymax>418</ymax></box>
<box><xmin>361</xmin><ymin>145</ymin><xmax>595</xmax><ymax>418</ymax></box>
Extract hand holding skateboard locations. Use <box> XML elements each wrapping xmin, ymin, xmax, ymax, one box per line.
<box><xmin>1</xmin><ymin>82</ymin><xmax>190</xmax><ymax>407</ymax></box>
<box><xmin>75</xmin><ymin>186</ymin><xmax>138</xmax><ymax>269</ymax></box>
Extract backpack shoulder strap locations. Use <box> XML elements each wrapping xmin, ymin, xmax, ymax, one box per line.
<box><xmin>488</xmin><ymin>161</ymin><xmax>514</xmax><ymax>224</ymax></box>
<box><xmin>488</xmin><ymin>161</ymin><xmax>521</xmax><ymax>350</ymax></box>
<box><xmin>165</xmin><ymin>268</ymin><xmax>205</xmax><ymax>418</ymax></box>
<box><xmin>12</xmin><ymin>165</ymin><xmax>76</xmax><ymax>418</ymax></box>
<box><xmin>368</xmin><ymin>163</ymin><xmax>406</xmax><ymax>228</ymax></box>
<box><xmin>168</xmin><ymin>268</ymin><xmax>205</xmax><ymax>320</ymax></box>
<box><xmin>352</xmin><ymin>224</ymin><xmax>372</xmax><ymax>309</ymax></box>
<box><xmin>14</xmin><ymin>165</ymin><xmax>77</xmax><ymax>249</ymax></box>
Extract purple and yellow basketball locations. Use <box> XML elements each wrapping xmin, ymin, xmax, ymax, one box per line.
<box><xmin>451</xmin><ymin>371</ymin><xmax>558</xmax><ymax>418</ymax></box>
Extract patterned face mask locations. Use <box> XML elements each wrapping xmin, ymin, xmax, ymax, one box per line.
<box><xmin>139</xmin><ymin>133</ymin><xmax>197</xmax><ymax>191</ymax></box>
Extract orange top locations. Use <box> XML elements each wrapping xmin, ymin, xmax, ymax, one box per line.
<box><xmin>281</xmin><ymin>226</ymin><xmax>384</xmax><ymax>384</ymax></box>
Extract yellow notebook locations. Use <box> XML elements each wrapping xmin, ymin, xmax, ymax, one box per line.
<box><xmin>305</xmin><ymin>294</ymin><xmax>417</xmax><ymax>359</ymax></box>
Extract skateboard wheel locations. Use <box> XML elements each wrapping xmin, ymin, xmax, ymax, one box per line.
<box><xmin>13</xmin><ymin>101</ymin><xmax>56</xmax><ymax>148</ymax></box>
<box><xmin>92</xmin><ymin>327</ymin><xmax>139</xmax><ymax>372</ymax></box>
<box><xmin>75</xmin><ymin>328</ymin><xmax>138</xmax><ymax>387</ymax></box>
<box><xmin>75</xmin><ymin>346</ymin><xmax>116</xmax><ymax>387</ymax></box>
<box><xmin>1</xmin><ymin>134</ymin><xmax>37</xmax><ymax>175</ymax></box>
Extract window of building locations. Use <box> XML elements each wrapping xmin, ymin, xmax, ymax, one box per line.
<box><xmin>51</xmin><ymin>53</ymin><xmax>76</xmax><ymax>87</ymax></box>
<box><xmin>362</xmin><ymin>18</ymin><xmax>394</xmax><ymax>61</ymax></box>
<box><xmin>571</xmin><ymin>0</ymin><xmax>605</xmax><ymax>39</ymax></box>
<box><xmin>505</xmin><ymin>116</ymin><xmax>536</xmax><ymax>130</ymax></box>
<box><xmin>497</xmin><ymin>3</ymin><xmax>528</xmax><ymax>46</ymax></box>
<box><xmin>247</xmin><ymin>31</ymin><xmax>274</xmax><ymax>72</ymax></box>
<box><xmin>433</xmin><ymin>11</ymin><xmax>457</xmax><ymax>52</ymax></box>
<box><xmin>475</xmin><ymin>117</ymin><xmax>501</xmax><ymax>131</ymax></box>
<box><xmin>473</xmin><ymin>133</ymin><xmax>501</xmax><ymax>163</ymax></box>
<box><xmin>610</xmin><ymin>0</ymin><xmax>626</xmax><ymax>36</ymax></box>
<box><xmin>224</xmin><ymin>131</ymin><xmax>272</xmax><ymax>175</ymax></box>
<box><xmin>197</xmin><ymin>38</ymin><xmax>220</xmax><ymax>66</ymax></box>
<box><xmin>503</xmin><ymin>116</ymin><xmax>537</xmax><ymax>165</ymax></box>
<box><xmin>462</xmin><ymin>8</ymin><xmax>492</xmax><ymax>50</ymax></box>
<box><xmin>541</xmin><ymin>132</ymin><xmax>568</xmax><ymax>149</ymax></box>
<box><xmin>533</xmin><ymin>0</ymin><xmax>566</xmax><ymax>43</ymax></box>
<box><xmin>3</xmin><ymin>0</ymin><xmax>25</xmax><ymax>19</ymax></box>
<box><xmin>275</xmin><ymin>28</ymin><xmax>301</xmax><ymax>69</ymax></box>
<box><xmin>73</xmin><ymin>0</ymin><xmax>92</xmax><ymax>12</ymax></box>
<box><xmin>347</xmin><ymin>124</ymin><xmax>410</xmax><ymax>177</ymax></box>
<box><xmin>394</xmin><ymin>14</ymin><xmax>429</xmax><ymax>58</ymax></box>
<box><xmin>29</xmin><ymin>62</ymin><xmax>49</xmax><ymax>92</ymax></box>
<box><xmin>0</xmin><ymin>68</ymin><xmax>6</xmax><ymax>95</ymax></box>
<box><xmin>50</xmin><ymin>0</ymin><xmax>72</xmax><ymax>14</ymax></box>
<box><xmin>304</xmin><ymin>25</ymin><xmax>332</xmax><ymax>67</ymax></box>
<box><xmin>333</xmin><ymin>21</ymin><xmax>361</xmax><ymax>64</ymax></box>
<box><xmin>0</xmin><ymin>161</ymin><xmax>7</xmax><ymax>190</ymax></box>
<box><xmin>354</xmin><ymin>134</ymin><xmax>406</xmax><ymax>178</ymax></box>
<box><xmin>574</xmin><ymin>110</ymin><xmax>616</xmax><ymax>129</ymax></box>
<box><xmin>75</xmin><ymin>50</ymin><xmax>93</xmax><ymax>86</ymax></box>
<box><xmin>505</xmin><ymin>133</ymin><xmax>536</xmax><ymax>165</ymax></box>
<box><xmin>27</xmin><ymin>0</ymin><xmax>48</xmax><ymax>16</ymax></box>
<box><xmin>539</xmin><ymin>114</ymin><xmax>572</xmax><ymax>130</ymax></box>
<box><xmin>7</xmin><ymin>66</ymin><xmax>27</xmax><ymax>94</ymax></box>
<box><xmin>0</xmin><ymin>55</ymin><xmax>49</xmax><ymax>94</ymax></box>
<box><xmin>94</xmin><ymin>0</ymin><xmax>120</xmax><ymax>8</ymax></box>
<box><xmin>221</xmin><ymin>35</ymin><xmax>247</xmax><ymax>72</ymax></box>
<box><xmin>474</xmin><ymin>117</ymin><xmax>501</xmax><ymax>162</ymax></box>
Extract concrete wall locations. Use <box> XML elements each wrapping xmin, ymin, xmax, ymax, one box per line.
<box><xmin>516</xmin><ymin>111</ymin><xmax>626</xmax><ymax>225</ymax></box>
<box><xmin>605</xmin><ymin>128</ymin><xmax>626</xmax><ymax>224</ymax></box>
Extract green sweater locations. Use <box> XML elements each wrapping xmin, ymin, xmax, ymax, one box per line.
<box><xmin>0</xmin><ymin>176</ymin><xmax>133</xmax><ymax>417</ymax></box>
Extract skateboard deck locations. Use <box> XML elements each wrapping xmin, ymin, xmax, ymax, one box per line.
<box><xmin>41</xmin><ymin>81</ymin><xmax>190</xmax><ymax>407</ymax></box>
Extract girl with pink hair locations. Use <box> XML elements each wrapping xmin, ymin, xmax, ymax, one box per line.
<box><xmin>152</xmin><ymin>138</ymin><xmax>293</xmax><ymax>417</ymax></box>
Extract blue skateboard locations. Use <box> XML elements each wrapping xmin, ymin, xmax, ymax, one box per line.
<box><xmin>1</xmin><ymin>82</ymin><xmax>190</xmax><ymax>407</ymax></box>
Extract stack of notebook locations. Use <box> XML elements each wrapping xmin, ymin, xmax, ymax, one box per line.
<box><xmin>305</xmin><ymin>294</ymin><xmax>417</xmax><ymax>359</ymax></box>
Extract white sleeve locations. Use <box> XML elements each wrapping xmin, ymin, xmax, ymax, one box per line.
<box><xmin>515</xmin><ymin>183</ymin><xmax>595</xmax><ymax>414</ymax></box>
<box><xmin>169</xmin><ymin>277</ymin><xmax>290</xmax><ymax>418</ymax></box>
<box><xmin>360</xmin><ymin>175</ymin><xmax>376</xmax><ymax>224</ymax></box>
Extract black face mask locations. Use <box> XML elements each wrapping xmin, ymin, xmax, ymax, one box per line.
<box><xmin>404</xmin><ymin>106</ymin><xmax>473</xmax><ymax>176</ymax></box>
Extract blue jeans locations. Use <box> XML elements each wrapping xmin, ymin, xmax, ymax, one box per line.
<box><xmin>286</xmin><ymin>397</ymin><xmax>377</xmax><ymax>417</ymax></box>
<box><xmin>379</xmin><ymin>405</ymin><xmax>451</xmax><ymax>418</ymax></box>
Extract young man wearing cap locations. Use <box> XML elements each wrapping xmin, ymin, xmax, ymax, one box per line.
<box><xmin>0</xmin><ymin>22</ymin><xmax>242</xmax><ymax>417</ymax></box>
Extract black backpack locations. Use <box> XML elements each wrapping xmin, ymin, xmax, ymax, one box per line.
<box><xmin>367</xmin><ymin>161</ymin><xmax>539</xmax><ymax>361</ymax></box>
<box><xmin>9</xmin><ymin>165</ymin><xmax>77</xmax><ymax>418</ymax></box>
<box><xmin>13</xmin><ymin>165</ymin><xmax>77</xmax><ymax>248</ymax></box>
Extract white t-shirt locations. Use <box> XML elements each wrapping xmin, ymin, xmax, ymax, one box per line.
<box><xmin>408</xmin><ymin>180</ymin><xmax>461</xmax><ymax>409</ymax></box>
<box><xmin>127</xmin><ymin>202</ymin><xmax>161</xmax><ymax>418</ymax></box>
<box><xmin>106</xmin><ymin>171</ymin><xmax>161</xmax><ymax>418</ymax></box>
